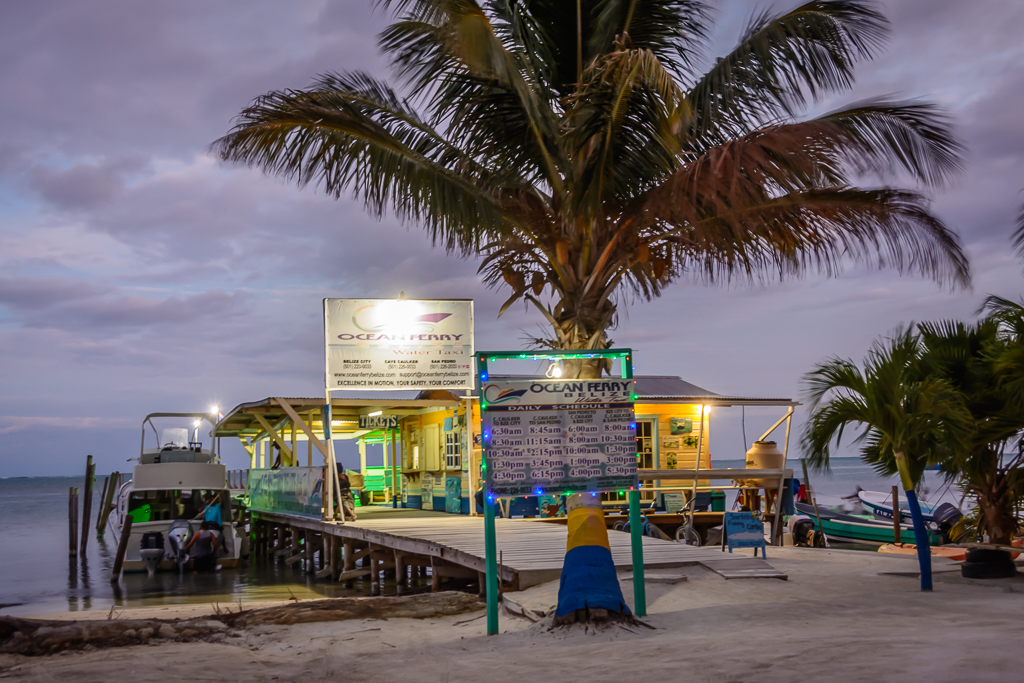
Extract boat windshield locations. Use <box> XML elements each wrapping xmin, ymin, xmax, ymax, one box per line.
<box><xmin>160</xmin><ymin>428</ymin><xmax>189</xmax><ymax>450</ymax></box>
<box><xmin>127</xmin><ymin>489</ymin><xmax>221</xmax><ymax>524</ymax></box>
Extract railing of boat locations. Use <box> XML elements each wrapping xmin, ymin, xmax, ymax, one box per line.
<box><xmin>227</xmin><ymin>468</ymin><xmax>249</xmax><ymax>491</ymax></box>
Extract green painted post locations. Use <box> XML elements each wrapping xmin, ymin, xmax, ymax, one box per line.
<box><xmin>628</xmin><ymin>489</ymin><xmax>646</xmax><ymax>616</ymax></box>
<box><xmin>484</xmin><ymin>493</ymin><xmax>499</xmax><ymax>634</ymax></box>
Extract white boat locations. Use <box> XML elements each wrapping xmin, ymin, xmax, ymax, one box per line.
<box><xmin>109</xmin><ymin>412</ymin><xmax>245</xmax><ymax>573</ymax></box>
<box><xmin>858</xmin><ymin>490</ymin><xmax>936</xmax><ymax>523</ymax></box>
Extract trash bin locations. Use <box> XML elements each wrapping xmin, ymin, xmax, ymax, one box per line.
<box><xmin>710</xmin><ymin>490</ymin><xmax>726</xmax><ymax>512</ymax></box>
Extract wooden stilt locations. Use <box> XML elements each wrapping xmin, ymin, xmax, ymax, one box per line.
<box><xmin>370</xmin><ymin>557</ymin><xmax>380</xmax><ymax>595</ymax></box>
<box><xmin>395</xmin><ymin>551</ymin><xmax>405</xmax><ymax>595</ymax></box>
<box><xmin>342</xmin><ymin>539</ymin><xmax>354</xmax><ymax>587</ymax></box>
<box><xmin>430</xmin><ymin>558</ymin><xmax>441</xmax><ymax>593</ymax></box>
<box><xmin>80</xmin><ymin>456</ymin><xmax>94</xmax><ymax>556</ymax></box>
<box><xmin>94</xmin><ymin>474</ymin><xmax>109</xmax><ymax>535</ymax></box>
<box><xmin>68</xmin><ymin>487</ymin><xmax>78</xmax><ymax>558</ymax></box>
<box><xmin>97</xmin><ymin>472</ymin><xmax>119</xmax><ymax>537</ymax></box>
<box><xmin>110</xmin><ymin>515</ymin><xmax>133</xmax><ymax>581</ymax></box>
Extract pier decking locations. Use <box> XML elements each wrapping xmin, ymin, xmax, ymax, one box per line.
<box><xmin>251</xmin><ymin>506</ymin><xmax>785</xmax><ymax>591</ymax></box>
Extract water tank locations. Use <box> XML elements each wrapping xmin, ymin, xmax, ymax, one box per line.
<box><xmin>745</xmin><ymin>441</ymin><xmax>784</xmax><ymax>486</ymax></box>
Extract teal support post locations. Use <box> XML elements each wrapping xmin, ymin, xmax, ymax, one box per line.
<box><xmin>484</xmin><ymin>493</ymin><xmax>499</xmax><ymax>634</ymax></box>
<box><xmin>628</xmin><ymin>489</ymin><xmax>646</xmax><ymax>616</ymax></box>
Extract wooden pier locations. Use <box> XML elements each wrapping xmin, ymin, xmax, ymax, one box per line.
<box><xmin>249</xmin><ymin>506</ymin><xmax>785</xmax><ymax>594</ymax></box>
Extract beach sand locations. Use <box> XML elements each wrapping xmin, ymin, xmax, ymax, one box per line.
<box><xmin>3</xmin><ymin>547</ymin><xmax>1023</xmax><ymax>682</ymax></box>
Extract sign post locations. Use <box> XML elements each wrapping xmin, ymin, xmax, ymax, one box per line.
<box><xmin>475</xmin><ymin>349</ymin><xmax>642</xmax><ymax>633</ymax></box>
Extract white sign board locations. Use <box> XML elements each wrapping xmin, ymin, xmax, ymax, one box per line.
<box><xmin>481</xmin><ymin>379</ymin><xmax>638</xmax><ymax>497</ymax></box>
<box><xmin>324</xmin><ymin>299</ymin><xmax>474</xmax><ymax>391</ymax></box>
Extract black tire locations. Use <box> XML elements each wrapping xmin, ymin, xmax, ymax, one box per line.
<box><xmin>964</xmin><ymin>548</ymin><xmax>1013</xmax><ymax>564</ymax></box>
<box><xmin>961</xmin><ymin>560</ymin><xmax>1017</xmax><ymax>579</ymax></box>
<box><xmin>612</xmin><ymin>520</ymin><xmax>626</xmax><ymax>532</ymax></box>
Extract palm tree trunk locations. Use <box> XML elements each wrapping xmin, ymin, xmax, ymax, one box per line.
<box><xmin>895</xmin><ymin>451</ymin><xmax>933</xmax><ymax>592</ymax></box>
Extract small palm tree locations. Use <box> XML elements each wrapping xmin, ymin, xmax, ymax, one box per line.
<box><xmin>214</xmin><ymin>0</ymin><xmax>970</xmax><ymax>377</ymax></box>
<box><xmin>933</xmin><ymin>296</ymin><xmax>1024</xmax><ymax>544</ymax></box>
<box><xmin>802</xmin><ymin>328</ymin><xmax>972</xmax><ymax>590</ymax></box>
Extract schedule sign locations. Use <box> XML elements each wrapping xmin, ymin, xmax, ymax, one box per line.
<box><xmin>481</xmin><ymin>379</ymin><xmax>638</xmax><ymax>496</ymax></box>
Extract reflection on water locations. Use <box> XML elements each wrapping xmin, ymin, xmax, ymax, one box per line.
<box><xmin>2</xmin><ymin>477</ymin><xmax>408</xmax><ymax>617</ymax></box>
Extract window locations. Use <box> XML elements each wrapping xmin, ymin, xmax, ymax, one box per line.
<box><xmin>445</xmin><ymin>430</ymin><xmax>461</xmax><ymax>469</ymax></box>
<box><xmin>636</xmin><ymin>421</ymin><xmax>654</xmax><ymax>469</ymax></box>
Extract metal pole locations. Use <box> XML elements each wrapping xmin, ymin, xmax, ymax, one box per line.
<box><xmin>391</xmin><ymin>428</ymin><xmax>399</xmax><ymax>509</ymax></box>
<box><xmin>323</xmin><ymin>398</ymin><xmax>335</xmax><ymax>521</ymax></box>
<box><xmin>686</xmin><ymin>407</ymin><xmax>705</xmax><ymax>535</ymax></box>
<box><xmin>484</xmin><ymin>493</ymin><xmax>499</xmax><ymax>634</ymax></box>
<box><xmin>628</xmin><ymin>489</ymin><xmax>646</xmax><ymax>616</ymax></box>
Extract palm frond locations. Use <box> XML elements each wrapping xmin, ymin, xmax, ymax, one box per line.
<box><xmin>212</xmin><ymin>72</ymin><xmax>514</xmax><ymax>254</ymax></box>
<box><xmin>686</xmin><ymin>0</ymin><xmax>888</xmax><ymax>142</ymax></box>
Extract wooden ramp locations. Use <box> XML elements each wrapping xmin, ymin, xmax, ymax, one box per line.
<box><xmin>256</xmin><ymin>506</ymin><xmax>786</xmax><ymax>589</ymax></box>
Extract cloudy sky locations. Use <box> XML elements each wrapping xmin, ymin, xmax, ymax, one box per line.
<box><xmin>1</xmin><ymin>0</ymin><xmax>1022</xmax><ymax>477</ymax></box>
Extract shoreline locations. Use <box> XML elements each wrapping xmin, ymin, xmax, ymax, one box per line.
<box><xmin>4</xmin><ymin>548</ymin><xmax>1023</xmax><ymax>682</ymax></box>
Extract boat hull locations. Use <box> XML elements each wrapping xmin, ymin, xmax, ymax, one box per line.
<box><xmin>795</xmin><ymin>503</ymin><xmax>940</xmax><ymax>546</ymax></box>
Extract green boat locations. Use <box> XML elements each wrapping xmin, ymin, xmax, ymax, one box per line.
<box><xmin>794</xmin><ymin>503</ymin><xmax>941</xmax><ymax>546</ymax></box>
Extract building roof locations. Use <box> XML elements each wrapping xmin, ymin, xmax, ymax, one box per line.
<box><xmin>213</xmin><ymin>375</ymin><xmax>795</xmax><ymax>439</ymax></box>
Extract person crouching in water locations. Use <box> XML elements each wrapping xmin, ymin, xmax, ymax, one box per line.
<box><xmin>183</xmin><ymin>521</ymin><xmax>218</xmax><ymax>572</ymax></box>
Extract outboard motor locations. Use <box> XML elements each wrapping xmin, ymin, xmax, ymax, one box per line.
<box><xmin>932</xmin><ymin>503</ymin><xmax>963</xmax><ymax>544</ymax></box>
<box><xmin>139</xmin><ymin>531</ymin><xmax>165</xmax><ymax>577</ymax></box>
<box><xmin>167</xmin><ymin>519</ymin><xmax>194</xmax><ymax>571</ymax></box>
<box><xmin>788</xmin><ymin>515</ymin><xmax>828</xmax><ymax>548</ymax></box>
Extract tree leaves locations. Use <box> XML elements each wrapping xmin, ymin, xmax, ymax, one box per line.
<box><xmin>216</xmin><ymin>0</ymin><xmax>969</xmax><ymax>352</ymax></box>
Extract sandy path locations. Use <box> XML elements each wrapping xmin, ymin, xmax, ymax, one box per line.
<box><xmin>3</xmin><ymin>548</ymin><xmax>1022</xmax><ymax>683</ymax></box>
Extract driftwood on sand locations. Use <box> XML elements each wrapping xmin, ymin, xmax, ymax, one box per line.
<box><xmin>0</xmin><ymin>592</ymin><xmax>483</xmax><ymax>656</ymax></box>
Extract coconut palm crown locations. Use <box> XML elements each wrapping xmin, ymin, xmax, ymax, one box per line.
<box><xmin>215</xmin><ymin>0</ymin><xmax>969</xmax><ymax>367</ymax></box>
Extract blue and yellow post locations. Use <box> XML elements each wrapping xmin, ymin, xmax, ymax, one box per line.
<box><xmin>555</xmin><ymin>492</ymin><xmax>633</xmax><ymax>620</ymax></box>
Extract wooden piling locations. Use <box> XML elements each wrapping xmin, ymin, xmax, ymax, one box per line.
<box><xmin>395</xmin><ymin>551</ymin><xmax>405</xmax><ymax>595</ymax></box>
<box><xmin>97</xmin><ymin>472</ymin><xmax>118</xmax><ymax>536</ymax></box>
<box><xmin>68</xmin><ymin>487</ymin><xmax>79</xmax><ymax>557</ymax></box>
<box><xmin>95</xmin><ymin>474</ymin><xmax>109</xmax><ymax>535</ymax></box>
<box><xmin>80</xmin><ymin>456</ymin><xmax>95</xmax><ymax>556</ymax></box>
<box><xmin>342</xmin><ymin>539</ymin><xmax>354</xmax><ymax>587</ymax></box>
<box><xmin>370</xmin><ymin>557</ymin><xmax>380</xmax><ymax>595</ymax></box>
<box><xmin>111</xmin><ymin>515</ymin><xmax>133</xmax><ymax>581</ymax></box>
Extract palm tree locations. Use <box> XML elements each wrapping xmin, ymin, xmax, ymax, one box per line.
<box><xmin>802</xmin><ymin>328</ymin><xmax>972</xmax><ymax>590</ymax></box>
<box><xmin>917</xmin><ymin>315</ymin><xmax>1024</xmax><ymax>546</ymax></box>
<box><xmin>214</xmin><ymin>0</ymin><xmax>970</xmax><ymax>378</ymax></box>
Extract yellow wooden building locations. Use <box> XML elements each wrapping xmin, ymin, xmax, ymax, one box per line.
<box><xmin>213</xmin><ymin>376</ymin><xmax>795</xmax><ymax>516</ymax></box>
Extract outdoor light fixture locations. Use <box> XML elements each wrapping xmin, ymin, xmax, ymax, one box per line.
<box><xmin>367</xmin><ymin>410</ymin><xmax>383</xmax><ymax>417</ymax></box>
<box><xmin>545</xmin><ymin>361</ymin><xmax>563</xmax><ymax>378</ymax></box>
<box><xmin>209</xmin><ymin>404</ymin><xmax>219</xmax><ymax>416</ymax></box>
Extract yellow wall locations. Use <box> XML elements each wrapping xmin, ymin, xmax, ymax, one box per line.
<box><xmin>634</xmin><ymin>402</ymin><xmax>711</xmax><ymax>471</ymax></box>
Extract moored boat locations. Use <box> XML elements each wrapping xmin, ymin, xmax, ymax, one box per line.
<box><xmin>795</xmin><ymin>502</ymin><xmax>941</xmax><ymax>546</ymax></box>
<box><xmin>858</xmin><ymin>490</ymin><xmax>936</xmax><ymax>523</ymax></box>
<box><xmin>109</xmin><ymin>412</ymin><xmax>245</xmax><ymax>573</ymax></box>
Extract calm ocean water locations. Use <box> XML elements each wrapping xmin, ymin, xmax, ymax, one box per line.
<box><xmin>0</xmin><ymin>476</ymin><xmax>366</xmax><ymax>617</ymax></box>
<box><xmin>0</xmin><ymin>461</ymin><xmax>961</xmax><ymax>616</ymax></box>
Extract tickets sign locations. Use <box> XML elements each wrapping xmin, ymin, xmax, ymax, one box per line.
<box><xmin>481</xmin><ymin>379</ymin><xmax>638</xmax><ymax>496</ymax></box>
<box><xmin>324</xmin><ymin>298</ymin><xmax>474</xmax><ymax>391</ymax></box>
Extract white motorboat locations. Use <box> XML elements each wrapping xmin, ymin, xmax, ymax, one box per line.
<box><xmin>109</xmin><ymin>412</ymin><xmax>245</xmax><ymax>573</ymax></box>
<box><xmin>858</xmin><ymin>489</ymin><xmax>937</xmax><ymax>523</ymax></box>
